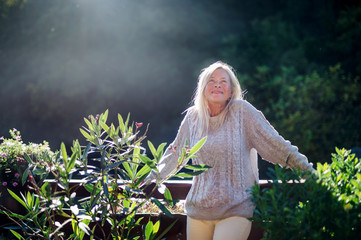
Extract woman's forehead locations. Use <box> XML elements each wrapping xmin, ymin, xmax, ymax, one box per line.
<box><xmin>210</xmin><ymin>68</ymin><xmax>230</xmax><ymax>78</ymax></box>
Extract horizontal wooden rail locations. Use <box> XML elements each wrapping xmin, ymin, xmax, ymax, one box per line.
<box><xmin>45</xmin><ymin>179</ymin><xmax>274</xmax><ymax>199</ymax></box>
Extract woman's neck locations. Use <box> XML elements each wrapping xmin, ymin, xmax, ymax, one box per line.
<box><xmin>208</xmin><ymin>102</ymin><xmax>226</xmax><ymax>117</ymax></box>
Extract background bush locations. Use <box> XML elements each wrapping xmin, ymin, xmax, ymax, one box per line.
<box><xmin>251</xmin><ymin>148</ymin><xmax>361</xmax><ymax>240</ymax></box>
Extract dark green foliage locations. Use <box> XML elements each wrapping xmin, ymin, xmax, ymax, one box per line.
<box><xmin>219</xmin><ymin>1</ymin><xmax>361</xmax><ymax>163</ymax></box>
<box><xmin>239</xmin><ymin>64</ymin><xmax>361</xmax><ymax>163</ymax></box>
<box><xmin>251</xmin><ymin>148</ymin><xmax>361</xmax><ymax>240</ymax></box>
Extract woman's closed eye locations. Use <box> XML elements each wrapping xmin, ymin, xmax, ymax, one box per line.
<box><xmin>208</xmin><ymin>79</ymin><xmax>228</xmax><ymax>85</ymax></box>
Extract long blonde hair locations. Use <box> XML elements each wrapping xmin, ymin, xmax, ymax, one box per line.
<box><xmin>188</xmin><ymin>61</ymin><xmax>243</xmax><ymax>136</ymax></box>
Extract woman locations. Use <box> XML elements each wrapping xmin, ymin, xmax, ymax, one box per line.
<box><xmin>148</xmin><ymin>61</ymin><xmax>314</xmax><ymax>240</ymax></box>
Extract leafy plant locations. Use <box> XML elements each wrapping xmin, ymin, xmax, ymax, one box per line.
<box><xmin>0</xmin><ymin>128</ymin><xmax>54</xmax><ymax>189</ymax></box>
<box><xmin>0</xmin><ymin>111</ymin><xmax>208</xmax><ymax>239</ymax></box>
<box><xmin>251</xmin><ymin>148</ymin><xmax>361</xmax><ymax>240</ymax></box>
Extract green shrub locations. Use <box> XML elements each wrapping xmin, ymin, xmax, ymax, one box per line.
<box><xmin>0</xmin><ymin>128</ymin><xmax>54</xmax><ymax>189</ymax></box>
<box><xmin>251</xmin><ymin>148</ymin><xmax>361</xmax><ymax>240</ymax></box>
<box><xmin>0</xmin><ymin>111</ymin><xmax>209</xmax><ymax>240</ymax></box>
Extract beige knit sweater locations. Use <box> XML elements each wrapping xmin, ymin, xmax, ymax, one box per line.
<box><xmin>152</xmin><ymin>100</ymin><xmax>313</xmax><ymax>220</ymax></box>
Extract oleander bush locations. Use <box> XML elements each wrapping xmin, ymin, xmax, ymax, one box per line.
<box><xmin>0</xmin><ymin>111</ymin><xmax>209</xmax><ymax>240</ymax></box>
<box><xmin>251</xmin><ymin>148</ymin><xmax>361</xmax><ymax>240</ymax></box>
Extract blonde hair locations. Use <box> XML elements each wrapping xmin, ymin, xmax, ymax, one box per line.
<box><xmin>188</xmin><ymin>61</ymin><xmax>243</xmax><ymax>135</ymax></box>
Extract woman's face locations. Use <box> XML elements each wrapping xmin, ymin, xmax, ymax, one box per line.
<box><xmin>204</xmin><ymin>68</ymin><xmax>232</xmax><ymax>107</ymax></box>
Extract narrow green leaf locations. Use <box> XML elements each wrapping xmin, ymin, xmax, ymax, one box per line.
<box><xmin>135</xmin><ymin>165</ymin><xmax>151</xmax><ymax>179</ymax></box>
<box><xmin>83</xmin><ymin>117</ymin><xmax>93</xmax><ymax>130</ymax></box>
<box><xmin>139</xmin><ymin>155</ymin><xmax>156</xmax><ymax>169</ymax></box>
<box><xmin>82</xmin><ymin>143</ymin><xmax>91</xmax><ymax>161</ymax></box>
<box><xmin>102</xmin><ymin>181</ymin><xmax>109</xmax><ymax>198</ymax></box>
<box><xmin>118</xmin><ymin>114</ymin><xmax>125</xmax><ymax>133</ymax></box>
<box><xmin>90</xmin><ymin>193</ymin><xmax>101</xmax><ymax>210</ymax></box>
<box><xmin>122</xmin><ymin>162</ymin><xmax>134</xmax><ymax>179</ymax></box>
<box><xmin>99</xmin><ymin>121</ymin><xmax>110</xmax><ymax>133</ymax></box>
<box><xmin>164</xmin><ymin>187</ymin><xmax>173</xmax><ymax>206</ymax></box>
<box><xmin>21</xmin><ymin>167</ymin><xmax>29</xmax><ymax>185</ymax></box>
<box><xmin>84</xmin><ymin>184</ymin><xmax>101</xmax><ymax>195</ymax></box>
<box><xmin>183</xmin><ymin>164</ymin><xmax>212</xmax><ymax>171</ymax></box>
<box><xmin>40</xmin><ymin>182</ymin><xmax>50</xmax><ymax>196</ymax></box>
<box><xmin>155</xmin><ymin>219</ymin><xmax>178</xmax><ymax>240</ymax></box>
<box><xmin>100</xmin><ymin>149</ymin><xmax>106</xmax><ymax>169</ymax></box>
<box><xmin>72</xmin><ymin>140</ymin><xmax>82</xmax><ymax>159</ymax></box>
<box><xmin>135</xmin><ymin>170</ymin><xmax>151</xmax><ymax>186</ymax></box>
<box><xmin>124</xmin><ymin>113</ymin><xmax>130</xmax><ymax>130</ymax></box>
<box><xmin>23</xmin><ymin>152</ymin><xmax>32</xmax><ymax>164</ymax></box>
<box><xmin>90</xmin><ymin>115</ymin><xmax>99</xmax><ymax>134</ymax></box>
<box><xmin>106</xmin><ymin>161</ymin><xmax>125</xmax><ymax>172</ymax></box>
<box><xmin>188</xmin><ymin>136</ymin><xmax>207</xmax><ymax>156</ymax></box>
<box><xmin>156</xmin><ymin>143</ymin><xmax>167</xmax><ymax>159</ymax></box>
<box><xmin>26</xmin><ymin>191</ymin><xmax>32</xmax><ymax>208</ymax></box>
<box><xmin>153</xmin><ymin>220</ymin><xmax>160</xmax><ymax>234</ymax></box>
<box><xmin>110</xmin><ymin>123</ymin><xmax>116</xmax><ymax>135</ymax></box>
<box><xmin>115</xmin><ymin>126</ymin><xmax>120</xmax><ymax>137</ymax></box>
<box><xmin>79</xmin><ymin>219</ymin><xmax>91</xmax><ymax>239</ymax></box>
<box><xmin>174</xmin><ymin>171</ymin><xmax>205</xmax><ymax>178</ymax></box>
<box><xmin>178</xmin><ymin>149</ymin><xmax>186</xmax><ymax>165</ymax></box>
<box><xmin>61</xmin><ymin>142</ymin><xmax>68</xmax><ymax>165</ymax></box>
<box><xmin>79</xmin><ymin>128</ymin><xmax>92</xmax><ymax>142</ymax></box>
<box><xmin>7</xmin><ymin>189</ymin><xmax>27</xmax><ymax>209</ymax></box>
<box><xmin>32</xmin><ymin>168</ymin><xmax>45</xmax><ymax>175</ymax></box>
<box><xmin>148</xmin><ymin>141</ymin><xmax>157</xmax><ymax>158</ymax></box>
<box><xmin>132</xmin><ymin>142</ymin><xmax>141</xmax><ymax>172</ymax></box>
<box><xmin>71</xmin><ymin>218</ymin><xmax>76</xmax><ymax>234</ymax></box>
<box><xmin>67</xmin><ymin>151</ymin><xmax>77</xmax><ymax>173</ymax></box>
<box><xmin>151</xmin><ymin>198</ymin><xmax>173</xmax><ymax>218</ymax></box>
<box><xmin>145</xmin><ymin>221</ymin><xmax>154</xmax><ymax>240</ymax></box>
<box><xmin>10</xmin><ymin>230</ymin><xmax>24</xmax><ymax>240</ymax></box>
<box><xmin>102</xmin><ymin>109</ymin><xmax>109</xmax><ymax>123</ymax></box>
<box><xmin>2</xmin><ymin>211</ymin><xmax>25</xmax><ymax>219</ymax></box>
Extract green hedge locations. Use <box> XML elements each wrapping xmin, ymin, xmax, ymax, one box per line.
<box><xmin>251</xmin><ymin>148</ymin><xmax>361</xmax><ymax>240</ymax></box>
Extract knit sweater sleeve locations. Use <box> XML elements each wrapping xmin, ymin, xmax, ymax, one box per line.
<box><xmin>242</xmin><ymin>101</ymin><xmax>314</xmax><ymax>172</ymax></box>
<box><xmin>146</xmin><ymin>111</ymin><xmax>192</xmax><ymax>183</ymax></box>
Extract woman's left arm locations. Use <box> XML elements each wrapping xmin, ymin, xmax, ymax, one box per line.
<box><xmin>243</xmin><ymin>101</ymin><xmax>314</xmax><ymax>172</ymax></box>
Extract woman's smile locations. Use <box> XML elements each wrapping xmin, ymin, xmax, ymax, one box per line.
<box><xmin>212</xmin><ymin>90</ymin><xmax>223</xmax><ymax>94</ymax></box>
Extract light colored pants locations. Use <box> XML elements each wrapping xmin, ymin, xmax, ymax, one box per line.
<box><xmin>187</xmin><ymin>216</ymin><xmax>252</xmax><ymax>240</ymax></box>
